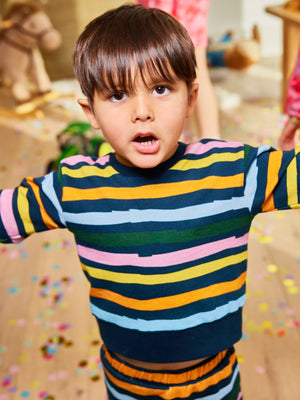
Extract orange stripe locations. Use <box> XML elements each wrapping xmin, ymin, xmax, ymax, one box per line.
<box><xmin>26</xmin><ymin>177</ymin><xmax>58</xmax><ymax>229</ymax></box>
<box><xmin>90</xmin><ymin>271</ymin><xmax>246</xmax><ymax>311</ymax></box>
<box><xmin>103</xmin><ymin>346</ymin><xmax>227</xmax><ymax>384</ymax></box>
<box><xmin>262</xmin><ymin>151</ymin><xmax>282</xmax><ymax>212</ymax></box>
<box><xmin>62</xmin><ymin>174</ymin><xmax>243</xmax><ymax>201</ymax></box>
<box><xmin>104</xmin><ymin>352</ymin><xmax>237</xmax><ymax>399</ymax></box>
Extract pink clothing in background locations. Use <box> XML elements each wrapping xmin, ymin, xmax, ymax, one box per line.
<box><xmin>285</xmin><ymin>47</ymin><xmax>300</xmax><ymax>119</ymax></box>
<box><xmin>137</xmin><ymin>0</ymin><xmax>210</xmax><ymax>47</ymax></box>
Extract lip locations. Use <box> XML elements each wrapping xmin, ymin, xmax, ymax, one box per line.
<box><xmin>132</xmin><ymin>132</ymin><xmax>160</xmax><ymax>154</ymax></box>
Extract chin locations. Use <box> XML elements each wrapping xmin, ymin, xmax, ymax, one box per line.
<box><xmin>139</xmin><ymin>155</ymin><xmax>166</xmax><ymax>169</ymax></box>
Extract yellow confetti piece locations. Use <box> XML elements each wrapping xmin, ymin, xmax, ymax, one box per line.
<box><xmin>89</xmin><ymin>361</ymin><xmax>98</xmax><ymax>370</ymax></box>
<box><xmin>237</xmin><ymin>355</ymin><xmax>245</xmax><ymax>363</ymax></box>
<box><xmin>264</xmin><ymin>275</ymin><xmax>272</xmax><ymax>282</ymax></box>
<box><xmin>267</xmin><ymin>264</ymin><xmax>278</xmax><ymax>273</ymax></box>
<box><xmin>19</xmin><ymin>353</ymin><xmax>28</xmax><ymax>362</ymax></box>
<box><xmin>88</xmin><ymin>347</ymin><xmax>98</xmax><ymax>356</ymax></box>
<box><xmin>262</xmin><ymin>320</ymin><xmax>273</xmax><ymax>329</ymax></box>
<box><xmin>83</xmin><ymin>334</ymin><xmax>91</xmax><ymax>342</ymax></box>
<box><xmin>30</xmin><ymin>380</ymin><xmax>40</xmax><ymax>389</ymax></box>
<box><xmin>288</xmin><ymin>286</ymin><xmax>299</xmax><ymax>294</ymax></box>
<box><xmin>8</xmin><ymin>319</ymin><xmax>17</xmax><ymax>326</ymax></box>
<box><xmin>275</xmin><ymin>213</ymin><xmax>284</xmax><ymax>220</ymax></box>
<box><xmin>39</xmin><ymin>333</ymin><xmax>47</xmax><ymax>342</ymax></box>
<box><xmin>258</xmin><ymin>235</ymin><xmax>273</xmax><ymax>244</ymax></box>
<box><xmin>259</xmin><ymin>303</ymin><xmax>269</xmax><ymax>311</ymax></box>
<box><xmin>284</xmin><ymin>279</ymin><xmax>295</xmax><ymax>287</ymax></box>
<box><xmin>255</xmin><ymin>290</ymin><xmax>265</xmax><ymax>297</ymax></box>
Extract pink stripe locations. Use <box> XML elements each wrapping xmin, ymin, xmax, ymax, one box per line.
<box><xmin>185</xmin><ymin>141</ymin><xmax>242</xmax><ymax>156</ymax></box>
<box><xmin>77</xmin><ymin>233</ymin><xmax>248</xmax><ymax>267</ymax></box>
<box><xmin>0</xmin><ymin>189</ymin><xmax>23</xmax><ymax>243</ymax></box>
<box><xmin>237</xmin><ymin>390</ymin><xmax>243</xmax><ymax>400</ymax></box>
<box><xmin>63</xmin><ymin>154</ymin><xmax>110</xmax><ymax>166</ymax></box>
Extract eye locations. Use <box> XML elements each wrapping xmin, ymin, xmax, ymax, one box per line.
<box><xmin>153</xmin><ymin>85</ymin><xmax>171</xmax><ymax>96</ymax></box>
<box><xmin>109</xmin><ymin>91</ymin><xmax>128</xmax><ymax>102</ymax></box>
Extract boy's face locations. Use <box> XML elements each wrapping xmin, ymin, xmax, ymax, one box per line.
<box><xmin>78</xmin><ymin>70</ymin><xmax>198</xmax><ymax>169</ymax></box>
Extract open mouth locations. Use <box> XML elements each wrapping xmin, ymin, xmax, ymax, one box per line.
<box><xmin>133</xmin><ymin>133</ymin><xmax>159</xmax><ymax>153</ymax></box>
<box><xmin>134</xmin><ymin>134</ymin><xmax>157</xmax><ymax>146</ymax></box>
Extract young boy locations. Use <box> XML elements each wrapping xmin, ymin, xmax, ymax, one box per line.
<box><xmin>1</xmin><ymin>4</ymin><xmax>300</xmax><ymax>400</ymax></box>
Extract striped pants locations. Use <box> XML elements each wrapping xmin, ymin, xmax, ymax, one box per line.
<box><xmin>101</xmin><ymin>345</ymin><xmax>243</xmax><ymax>400</ymax></box>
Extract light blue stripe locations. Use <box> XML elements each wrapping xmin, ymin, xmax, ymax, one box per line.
<box><xmin>104</xmin><ymin>358</ymin><xmax>240</xmax><ymax>400</ymax></box>
<box><xmin>244</xmin><ymin>145</ymin><xmax>272</xmax><ymax>212</ymax></box>
<box><xmin>41</xmin><ymin>173</ymin><xmax>66</xmax><ymax>226</ymax></box>
<box><xmin>90</xmin><ymin>294</ymin><xmax>245</xmax><ymax>332</ymax></box>
<box><xmin>63</xmin><ymin>195</ymin><xmax>251</xmax><ymax>226</ymax></box>
<box><xmin>244</xmin><ymin>155</ymin><xmax>258</xmax><ymax>209</ymax></box>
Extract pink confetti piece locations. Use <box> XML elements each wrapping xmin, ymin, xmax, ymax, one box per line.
<box><xmin>9</xmin><ymin>365</ymin><xmax>20</xmax><ymax>374</ymax></box>
<box><xmin>256</xmin><ymin>366</ymin><xmax>265</xmax><ymax>375</ymax></box>
<box><xmin>57</xmin><ymin>370</ymin><xmax>68</xmax><ymax>380</ymax></box>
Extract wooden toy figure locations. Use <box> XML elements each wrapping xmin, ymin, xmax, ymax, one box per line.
<box><xmin>0</xmin><ymin>2</ymin><xmax>61</xmax><ymax>104</ymax></box>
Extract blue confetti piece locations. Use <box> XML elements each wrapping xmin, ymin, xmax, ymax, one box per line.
<box><xmin>9</xmin><ymin>287</ymin><xmax>19</xmax><ymax>294</ymax></box>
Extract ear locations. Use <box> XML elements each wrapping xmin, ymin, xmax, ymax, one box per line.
<box><xmin>77</xmin><ymin>98</ymin><xmax>101</xmax><ymax>129</ymax></box>
<box><xmin>186</xmin><ymin>82</ymin><xmax>199</xmax><ymax>118</ymax></box>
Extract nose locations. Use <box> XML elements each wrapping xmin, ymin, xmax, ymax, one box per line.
<box><xmin>132</xmin><ymin>94</ymin><xmax>154</xmax><ymax>123</ymax></box>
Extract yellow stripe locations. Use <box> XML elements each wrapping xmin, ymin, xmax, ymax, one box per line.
<box><xmin>82</xmin><ymin>251</ymin><xmax>247</xmax><ymax>285</ymax></box>
<box><xmin>63</xmin><ymin>174</ymin><xmax>243</xmax><ymax>201</ymax></box>
<box><xmin>17</xmin><ymin>187</ymin><xmax>35</xmax><ymax>234</ymax></box>
<box><xmin>262</xmin><ymin>151</ymin><xmax>282</xmax><ymax>212</ymax></box>
<box><xmin>287</xmin><ymin>147</ymin><xmax>300</xmax><ymax>207</ymax></box>
<box><xmin>90</xmin><ymin>271</ymin><xmax>246</xmax><ymax>310</ymax></box>
<box><xmin>171</xmin><ymin>151</ymin><xmax>244</xmax><ymax>171</ymax></box>
<box><xmin>61</xmin><ymin>165</ymin><xmax>118</xmax><ymax>178</ymax></box>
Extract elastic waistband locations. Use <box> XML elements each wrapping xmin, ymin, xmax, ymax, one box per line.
<box><xmin>102</xmin><ymin>345</ymin><xmax>234</xmax><ymax>385</ymax></box>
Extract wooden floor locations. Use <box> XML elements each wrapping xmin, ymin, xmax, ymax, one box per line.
<box><xmin>1</xmin><ymin>62</ymin><xmax>300</xmax><ymax>399</ymax></box>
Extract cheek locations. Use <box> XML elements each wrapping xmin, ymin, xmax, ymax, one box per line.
<box><xmin>99</xmin><ymin>119</ymin><xmax>123</xmax><ymax>145</ymax></box>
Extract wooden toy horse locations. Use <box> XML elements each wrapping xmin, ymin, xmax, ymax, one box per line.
<box><xmin>0</xmin><ymin>2</ymin><xmax>61</xmax><ymax>103</ymax></box>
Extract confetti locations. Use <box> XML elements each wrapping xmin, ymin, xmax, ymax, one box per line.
<box><xmin>2</xmin><ymin>376</ymin><xmax>12</xmax><ymax>387</ymax></box>
<box><xmin>267</xmin><ymin>264</ymin><xmax>278</xmax><ymax>273</ymax></box>
<box><xmin>255</xmin><ymin>366</ymin><xmax>265</xmax><ymax>375</ymax></box>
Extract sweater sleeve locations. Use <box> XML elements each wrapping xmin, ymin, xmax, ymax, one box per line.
<box><xmin>285</xmin><ymin>47</ymin><xmax>300</xmax><ymax>119</ymax></box>
<box><xmin>243</xmin><ymin>144</ymin><xmax>300</xmax><ymax>215</ymax></box>
<box><xmin>0</xmin><ymin>171</ymin><xmax>66</xmax><ymax>244</ymax></box>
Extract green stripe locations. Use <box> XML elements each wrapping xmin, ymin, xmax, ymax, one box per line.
<box><xmin>229</xmin><ymin>372</ymin><xmax>241</xmax><ymax>400</ymax></box>
<box><xmin>71</xmin><ymin>215</ymin><xmax>252</xmax><ymax>247</ymax></box>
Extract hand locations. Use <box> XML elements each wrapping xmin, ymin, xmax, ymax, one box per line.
<box><xmin>278</xmin><ymin>117</ymin><xmax>300</xmax><ymax>150</ymax></box>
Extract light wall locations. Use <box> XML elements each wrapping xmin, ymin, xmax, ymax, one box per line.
<box><xmin>208</xmin><ymin>0</ymin><xmax>283</xmax><ymax>57</ymax></box>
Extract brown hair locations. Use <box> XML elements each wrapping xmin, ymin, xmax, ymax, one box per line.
<box><xmin>73</xmin><ymin>3</ymin><xmax>197</xmax><ymax>106</ymax></box>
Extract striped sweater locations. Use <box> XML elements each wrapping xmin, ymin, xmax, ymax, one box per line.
<box><xmin>1</xmin><ymin>140</ymin><xmax>300</xmax><ymax>362</ymax></box>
